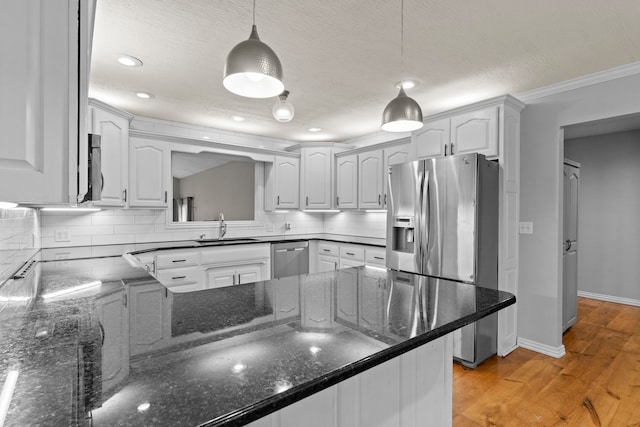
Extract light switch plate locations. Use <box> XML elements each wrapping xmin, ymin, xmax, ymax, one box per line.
<box><xmin>519</xmin><ymin>222</ymin><xmax>533</xmax><ymax>234</ymax></box>
<box><xmin>54</xmin><ymin>229</ymin><xmax>70</xmax><ymax>242</ymax></box>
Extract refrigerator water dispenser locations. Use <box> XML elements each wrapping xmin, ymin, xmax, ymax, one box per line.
<box><xmin>391</xmin><ymin>217</ymin><xmax>415</xmax><ymax>253</ymax></box>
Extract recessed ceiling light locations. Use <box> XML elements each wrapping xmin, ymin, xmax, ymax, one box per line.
<box><xmin>231</xmin><ymin>115</ymin><xmax>246</xmax><ymax>122</ymax></box>
<box><xmin>308</xmin><ymin>127</ymin><xmax>322</xmax><ymax>132</ymax></box>
<box><xmin>136</xmin><ymin>92</ymin><xmax>153</xmax><ymax>99</ymax></box>
<box><xmin>117</xmin><ymin>55</ymin><xmax>143</xmax><ymax>67</ymax></box>
<box><xmin>395</xmin><ymin>80</ymin><xmax>419</xmax><ymax>90</ymax></box>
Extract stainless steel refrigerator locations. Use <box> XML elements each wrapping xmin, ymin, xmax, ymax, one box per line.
<box><xmin>386</xmin><ymin>152</ymin><xmax>499</xmax><ymax>368</ymax></box>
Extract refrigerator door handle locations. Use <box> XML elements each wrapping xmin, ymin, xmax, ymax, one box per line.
<box><xmin>421</xmin><ymin>168</ymin><xmax>430</xmax><ymax>271</ymax></box>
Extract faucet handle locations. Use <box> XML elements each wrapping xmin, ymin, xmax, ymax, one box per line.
<box><xmin>219</xmin><ymin>213</ymin><xmax>225</xmax><ymax>221</ymax></box>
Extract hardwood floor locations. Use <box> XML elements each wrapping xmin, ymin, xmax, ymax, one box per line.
<box><xmin>453</xmin><ymin>297</ymin><xmax>640</xmax><ymax>426</ymax></box>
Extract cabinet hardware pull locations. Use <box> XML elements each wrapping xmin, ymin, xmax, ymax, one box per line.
<box><xmin>233</xmin><ymin>274</ymin><xmax>236</xmax><ymax>285</ymax></box>
<box><xmin>306</xmin><ymin>196</ymin><xmax>309</xmax><ymax>206</ymax></box>
<box><xmin>172</xmin><ymin>276</ymin><xmax>186</xmax><ymax>280</ymax></box>
<box><xmin>172</xmin><ymin>259</ymin><xmax>186</xmax><ymax>263</ymax></box>
<box><xmin>444</xmin><ymin>144</ymin><xmax>448</xmax><ymax>156</ymax></box>
<box><xmin>277</xmin><ymin>195</ymin><xmax>280</xmax><ymax>205</ymax></box>
<box><xmin>378</xmin><ymin>194</ymin><xmax>381</xmax><ymax>205</ymax></box>
<box><xmin>336</xmin><ymin>196</ymin><xmax>340</xmax><ymax>206</ymax></box>
<box><xmin>123</xmin><ymin>189</ymin><xmax>127</xmax><ymax>202</ymax></box>
<box><xmin>122</xmin><ymin>294</ymin><xmax>128</xmax><ymax>307</ymax></box>
<box><xmin>323</xmin><ymin>249</ymin><xmax>331</xmax><ymax>252</ymax></box>
<box><xmin>374</xmin><ymin>256</ymin><xmax>384</xmax><ymax>260</ymax></box>
<box><xmin>164</xmin><ymin>191</ymin><xmax>168</xmax><ymax>203</ymax></box>
<box><xmin>346</xmin><ymin>252</ymin><xmax>355</xmax><ymax>256</ymax></box>
<box><xmin>334</xmin><ymin>262</ymin><xmax>338</xmax><ymax>270</ymax></box>
<box><xmin>384</xmin><ymin>194</ymin><xmax>387</xmax><ymax>205</ymax></box>
<box><xmin>451</xmin><ymin>143</ymin><xmax>454</xmax><ymax>154</ymax></box>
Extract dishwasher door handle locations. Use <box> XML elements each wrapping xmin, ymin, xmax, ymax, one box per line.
<box><xmin>275</xmin><ymin>247</ymin><xmax>306</xmax><ymax>253</ymax></box>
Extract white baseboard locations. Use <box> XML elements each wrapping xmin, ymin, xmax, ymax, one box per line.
<box><xmin>578</xmin><ymin>291</ymin><xmax>640</xmax><ymax>307</ymax></box>
<box><xmin>517</xmin><ymin>337</ymin><xmax>566</xmax><ymax>359</ymax></box>
<box><xmin>497</xmin><ymin>343</ymin><xmax>518</xmax><ymax>357</ymax></box>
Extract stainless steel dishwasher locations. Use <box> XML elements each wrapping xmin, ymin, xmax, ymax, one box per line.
<box><xmin>271</xmin><ymin>241</ymin><xmax>309</xmax><ymax>279</ymax></box>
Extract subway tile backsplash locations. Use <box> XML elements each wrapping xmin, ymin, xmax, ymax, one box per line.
<box><xmin>0</xmin><ymin>208</ymin><xmax>40</xmax><ymax>283</ymax></box>
<box><xmin>40</xmin><ymin>209</ymin><xmax>386</xmax><ymax>249</ymax></box>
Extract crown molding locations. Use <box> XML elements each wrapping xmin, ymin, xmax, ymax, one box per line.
<box><xmin>516</xmin><ymin>61</ymin><xmax>640</xmax><ymax>103</ymax></box>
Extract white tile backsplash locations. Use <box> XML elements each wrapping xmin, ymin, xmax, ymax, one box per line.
<box><xmin>0</xmin><ymin>207</ymin><xmax>40</xmax><ymax>283</ymax></box>
<box><xmin>39</xmin><ymin>207</ymin><xmax>387</xmax><ymax>249</ymax></box>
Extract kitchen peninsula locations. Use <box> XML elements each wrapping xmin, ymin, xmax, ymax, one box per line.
<box><xmin>0</xmin><ymin>245</ymin><xmax>514</xmax><ymax>427</ymax></box>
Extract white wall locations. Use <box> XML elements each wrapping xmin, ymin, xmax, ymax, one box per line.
<box><xmin>564</xmin><ymin>130</ymin><xmax>640</xmax><ymax>302</ymax></box>
<box><xmin>0</xmin><ymin>207</ymin><xmax>39</xmax><ymax>283</ymax></box>
<box><xmin>518</xmin><ymin>67</ymin><xmax>640</xmax><ymax>352</ymax></box>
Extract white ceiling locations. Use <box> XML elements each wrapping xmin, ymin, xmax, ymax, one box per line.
<box><xmin>89</xmin><ymin>0</ymin><xmax>640</xmax><ymax>143</ymax></box>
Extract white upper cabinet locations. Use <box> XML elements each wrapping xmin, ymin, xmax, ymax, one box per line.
<box><xmin>89</xmin><ymin>100</ymin><xmax>132</xmax><ymax>207</ymax></box>
<box><xmin>301</xmin><ymin>147</ymin><xmax>332</xmax><ymax>209</ymax></box>
<box><xmin>382</xmin><ymin>141</ymin><xmax>411</xmax><ymax>208</ymax></box>
<box><xmin>265</xmin><ymin>156</ymin><xmax>300</xmax><ymax>210</ymax></box>
<box><xmin>413</xmin><ymin>106</ymin><xmax>498</xmax><ymax>159</ymax></box>
<box><xmin>335</xmin><ymin>154</ymin><xmax>358</xmax><ymax>209</ymax></box>
<box><xmin>128</xmin><ymin>138</ymin><xmax>170</xmax><ymax>208</ymax></box>
<box><xmin>450</xmin><ymin>107</ymin><xmax>498</xmax><ymax>156</ymax></box>
<box><xmin>0</xmin><ymin>0</ymin><xmax>95</xmax><ymax>204</ymax></box>
<box><xmin>358</xmin><ymin>150</ymin><xmax>384</xmax><ymax>209</ymax></box>
<box><xmin>414</xmin><ymin>118</ymin><xmax>450</xmax><ymax>159</ymax></box>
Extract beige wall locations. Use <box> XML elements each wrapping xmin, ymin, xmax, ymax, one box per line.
<box><xmin>565</xmin><ymin>130</ymin><xmax>640</xmax><ymax>301</ymax></box>
<box><xmin>519</xmin><ymin>71</ymin><xmax>640</xmax><ymax>350</ymax></box>
<box><xmin>175</xmin><ymin>161</ymin><xmax>255</xmax><ymax>221</ymax></box>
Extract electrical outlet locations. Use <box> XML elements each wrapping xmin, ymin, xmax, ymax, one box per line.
<box><xmin>519</xmin><ymin>222</ymin><xmax>533</xmax><ymax>235</ymax></box>
<box><xmin>54</xmin><ymin>229</ymin><xmax>70</xmax><ymax>242</ymax></box>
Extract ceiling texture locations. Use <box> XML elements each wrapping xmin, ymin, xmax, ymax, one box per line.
<box><xmin>90</xmin><ymin>0</ymin><xmax>640</xmax><ymax>143</ymax></box>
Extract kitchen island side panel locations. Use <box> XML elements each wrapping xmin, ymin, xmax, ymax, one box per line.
<box><xmin>247</xmin><ymin>334</ymin><xmax>453</xmax><ymax>427</ymax></box>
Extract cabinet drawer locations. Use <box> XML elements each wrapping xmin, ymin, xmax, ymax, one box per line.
<box><xmin>155</xmin><ymin>267</ymin><xmax>200</xmax><ymax>286</ymax></box>
<box><xmin>155</xmin><ymin>251</ymin><xmax>199</xmax><ymax>269</ymax></box>
<box><xmin>318</xmin><ymin>243</ymin><xmax>339</xmax><ymax>257</ymax></box>
<box><xmin>365</xmin><ymin>248</ymin><xmax>387</xmax><ymax>266</ymax></box>
<box><xmin>340</xmin><ymin>246</ymin><xmax>364</xmax><ymax>261</ymax></box>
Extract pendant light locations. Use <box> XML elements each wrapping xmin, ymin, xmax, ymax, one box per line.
<box><xmin>223</xmin><ymin>0</ymin><xmax>284</xmax><ymax>98</ymax></box>
<box><xmin>272</xmin><ymin>90</ymin><xmax>294</xmax><ymax>122</ymax></box>
<box><xmin>381</xmin><ymin>0</ymin><xmax>423</xmax><ymax>132</ymax></box>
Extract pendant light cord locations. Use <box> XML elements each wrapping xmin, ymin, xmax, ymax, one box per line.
<box><xmin>253</xmin><ymin>0</ymin><xmax>256</xmax><ymax>25</ymax></box>
<box><xmin>400</xmin><ymin>0</ymin><xmax>404</xmax><ymax>78</ymax></box>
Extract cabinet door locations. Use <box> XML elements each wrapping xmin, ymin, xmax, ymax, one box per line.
<box><xmin>318</xmin><ymin>255</ymin><xmax>339</xmax><ymax>272</ymax></box>
<box><xmin>129</xmin><ymin>282</ymin><xmax>169</xmax><ymax>356</ymax></box>
<box><xmin>383</xmin><ymin>143</ymin><xmax>411</xmax><ymax>208</ymax></box>
<box><xmin>359</xmin><ymin>273</ymin><xmax>385</xmax><ymax>330</ymax></box>
<box><xmin>335</xmin><ymin>154</ymin><xmax>358</xmax><ymax>209</ymax></box>
<box><xmin>358</xmin><ymin>150</ymin><xmax>384</xmax><ymax>209</ymax></box>
<box><xmin>205</xmin><ymin>266</ymin><xmax>237</xmax><ymax>288</ymax></box>
<box><xmin>0</xmin><ymin>1</ymin><xmax>87</xmax><ymax>204</ymax></box>
<box><xmin>237</xmin><ymin>263</ymin><xmax>265</xmax><ymax>285</ymax></box>
<box><xmin>413</xmin><ymin>118</ymin><xmax>449</xmax><ymax>159</ymax></box>
<box><xmin>96</xmin><ymin>289</ymin><xmax>129</xmax><ymax>393</ymax></box>
<box><xmin>129</xmin><ymin>138</ymin><xmax>170</xmax><ymax>207</ymax></box>
<box><xmin>302</xmin><ymin>148</ymin><xmax>332</xmax><ymax>209</ymax></box>
<box><xmin>450</xmin><ymin>106</ymin><xmax>498</xmax><ymax>157</ymax></box>
<box><xmin>91</xmin><ymin>106</ymin><xmax>129</xmax><ymax>207</ymax></box>
<box><xmin>301</xmin><ymin>278</ymin><xmax>333</xmax><ymax>329</ymax></box>
<box><xmin>274</xmin><ymin>156</ymin><xmax>300</xmax><ymax>209</ymax></box>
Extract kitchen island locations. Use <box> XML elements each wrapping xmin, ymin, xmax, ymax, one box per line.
<box><xmin>0</xmin><ymin>252</ymin><xmax>514</xmax><ymax>426</ymax></box>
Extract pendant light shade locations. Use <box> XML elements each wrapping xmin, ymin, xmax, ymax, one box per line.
<box><xmin>272</xmin><ymin>90</ymin><xmax>294</xmax><ymax>122</ymax></box>
<box><xmin>381</xmin><ymin>87</ymin><xmax>423</xmax><ymax>132</ymax></box>
<box><xmin>223</xmin><ymin>21</ymin><xmax>284</xmax><ymax>98</ymax></box>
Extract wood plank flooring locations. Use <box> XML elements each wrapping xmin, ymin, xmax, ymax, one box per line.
<box><xmin>453</xmin><ymin>297</ymin><xmax>640</xmax><ymax>426</ymax></box>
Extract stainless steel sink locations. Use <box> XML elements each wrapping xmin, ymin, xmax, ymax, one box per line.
<box><xmin>195</xmin><ymin>238</ymin><xmax>258</xmax><ymax>245</ymax></box>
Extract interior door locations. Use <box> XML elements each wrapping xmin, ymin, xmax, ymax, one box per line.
<box><xmin>563</xmin><ymin>161</ymin><xmax>580</xmax><ymax>331</ymax></box>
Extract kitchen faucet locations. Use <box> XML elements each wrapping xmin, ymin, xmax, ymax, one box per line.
<box><xmin>219</xmin><ymin>213</ymin><xmax>227</xmax><ymax>240</ymax></box>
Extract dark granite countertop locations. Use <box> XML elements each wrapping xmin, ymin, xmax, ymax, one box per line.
<box><xmin>37</xmin><ymin>233</ymin><xmax>385</xmax><ymax>260</ymax></box>
<box><xmin>0</xmin><ymin>255</ymin><xmax>514</xmax><ymax>426</ymax></box>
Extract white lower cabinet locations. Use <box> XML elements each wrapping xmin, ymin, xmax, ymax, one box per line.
<box><xmin>205</xmin><ymin>262</ymin><xmax>266</xmax><ymax>288</ymax></box>
<box><xmin>200</xmin><ymin>244</ymin><xmax>270</xmax><ymax>288</ymax></box>
<box><xmin>318</xmin><ymin>255</ymin><xmax>339</xmax><ymax>272</ymax></box>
